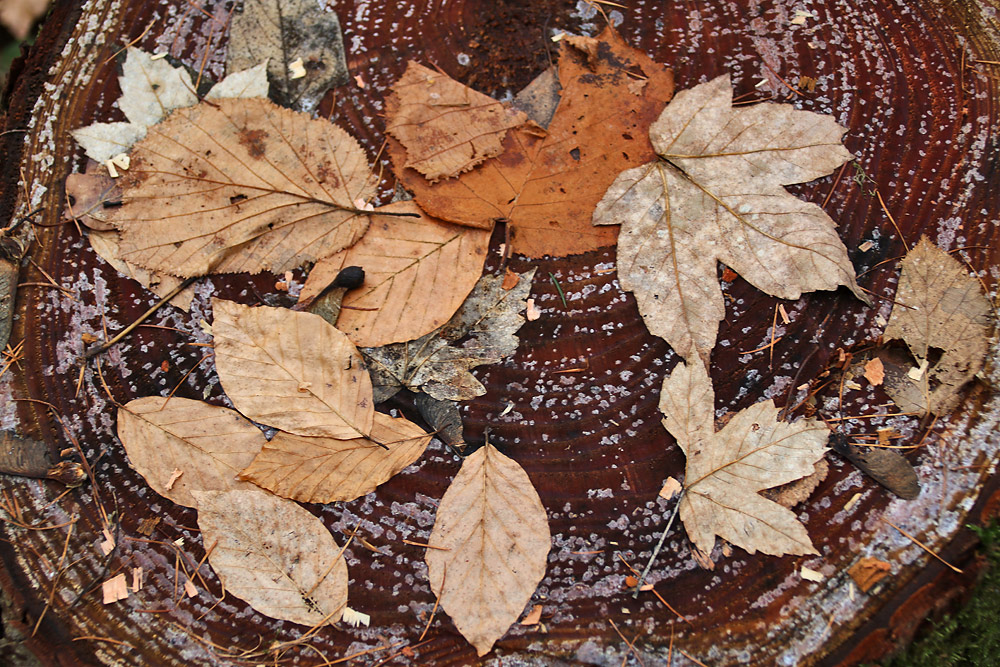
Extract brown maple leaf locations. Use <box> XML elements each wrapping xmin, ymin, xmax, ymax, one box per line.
<box><xmin>388</xmin><ymin>29</ymin><xmax>674</xmax><ymax>258</ymax></box>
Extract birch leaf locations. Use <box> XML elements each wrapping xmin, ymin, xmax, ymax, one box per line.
<box><xmin>882</xmin><ymin>236</ymin><xmax>991</xmax><ymax>414</ymax></box>
<box><xmin>363</xmin><ymin>269</ymin><xmax>535</xmax><ymax>402</ymax></box>
<box><xmin>426</xmin><ymin>443</ymin><xmax>550</xmax><ymax>656</ymax></box>
<box><xmin>205</xmin><ymin>61</ymin><xmax>270</xmax><ymax>100</ymax></box>
<box><xmin>212</xmin><ymin>299</ymin><xmax>374</xmax><ymax>439</ymax></box>
<box><xmin>105</xmin><ymin>97</ymin><xmax>376</xmax><ymax>277</ymax></box>
<box><xmin>89</xmin><ymin>230</ymin><xmax>196</xmax><ymax>311</ymax></box>
<box><xmin>298</xmin><ymin>201</ymin><xmax>491</xmax><ymax>347</ymax></box>
<box><xmin>660</xmin><ymin>362</ymin><xmax>829</xmax><ymax>558</ymax></box>
<box><xmin>116</xmin><ymin>397</ymin><xmax>266</xmax><ymax>509</ymax></box>
<box><xmin>239</xmin><ymin>411</ymin><xmax>431</xmax><ymax>503</ymax></box>
<box><xmin>594</xmin><ymin>75</ymin><xmax>862</xmax><ymax>366</ymax></box>
<box><xmin>195</xmin><ymin>488</ymin><xmax>348</xmax><ymax>626</ymax></box>
<box><xmin>386</xmin><ymin>62</ymin><xmax>527</xmax><ymax>182</ymax></box>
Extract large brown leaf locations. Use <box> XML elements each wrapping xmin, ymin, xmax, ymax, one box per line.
<box><xmin>194</xmin><ymin>488</ymin><xmax>348</xmax><ymax>626</ymax></box>
<box><xmin>104</xmin><ymin>97</ymin><xmax>376</xmax><ymax>277</ymax></box>
<box><xmin>116</xmin><ymin>397</ymin><xmax>266</xmax><ymax>509</ymax></box>
<box><xmin>389</xmin><ymin>29</ymin><xmax>674</xmax><ymax>257</ymax></box>
<box><xmin>239</xmin><ymin>411</ymin><xmax>431</xmax><ymax>503</ymax></box>
<box><xmin>426</xmin><ymin>443</ymin><xmax>550</xmax><ymax>656</ymax></box>
<box><xmin>386</xmin><ymin>62</ymin><xmax>527</xmax><ymax>182</ymax></box>
<box><xmin>594</xmin><ymin>75</ymin><xmax>862</xmax><ymax>366</ymax></box>
<box><xmin>212</xmin><ymin>299</ymin><xmax>374</xmax><ymax>439</ymax></box>
<box><xmin>660</xmin><ymin>362</ymin><xmax>829</xmax><ymax>558</ymax></box>
<box><xmin>882</xmin><ymin>236</ymin><xmax>992</xmax><ymax>414</ymax></box>
<box><xmin>298</xmin><ymin>201</ymin><xmax>491</xmax><ymax>347</ymax></box>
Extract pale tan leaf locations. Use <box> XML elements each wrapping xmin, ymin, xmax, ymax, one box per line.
<box><xmin>90</xmin><ymin>231</ymin><xmax>196</xmax><ymax>311</ymax></box>
<box><xmin>239</xmin><ymin>411</ymin><xmax>431</xmax><ymax>503</ymax></box>
<box><xmin>660</xmin><ymin>362</ymin><xmax>828</xmax><ymax>558</ymax></box>
<box><xmin>386</xmin><ymin>62</ymin><xmax>527</xmax><ymax>182</ymax></box>
<box><xmin>195</xmin><ymin>488</ymin><xmax>348</xmax><ymax>626</ymax></box>
<box><xmin>595</xmin><ymin>75</ymin><xmax>862</xmax><ymax>365</ymax></box>
<box><xmin>106</xmin><ymin>97</ymin><xmax>376</xmax><ymax>277</ymax></box>
<box><xmin>426</xmin><ymin>443</ymin><xmax>550</xmax><ymax>656</ymax></box>
<box><xmin>298</xmin><ymin>201</ymin><xmax>491</xmax><ymax>346</ymax></box>
<box><xmin>206</xmin><ymin>62</ymin><xmax>270</xmax><ymax>100</ymax></box>
<box><xmin>882</xmin><ymin>236</ymin><xmax>992</xmax><ymax>414</ymax></box>
<box><xmin>116</xmin><ymin>397</ymin><xmax>266</xmax><ymax>509</ymax></box>
<box><xmin>71</xmin><ymin>122</ymin><xmax>147</xmax><ymax>165</ymax></box>
<box><xmin>118</xmin><ymin>47</ymin><xmax>198</xmax><ymax>128</ymax></box>
<box><xmin>363</xmin><ymin>269</ymin><xmax>535</xmax><ymax>402</ymax></box>
<box><xmin>212</xmin><ymin>299</ymin><xmax>374</xmax><ymax>438</ymax></box>
<box><xmin>0</xmin><ymin>0</ymin><xmax>49</xmax><ymax>40</ymax></box>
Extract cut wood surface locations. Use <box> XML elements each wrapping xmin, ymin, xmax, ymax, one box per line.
<box><xmin>0</xmin><ymin>1</ymin><xmax>998</xmax><ymax>666</ymax></box>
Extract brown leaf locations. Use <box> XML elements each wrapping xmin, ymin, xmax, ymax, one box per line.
<box><xmin>848</xmin><ymin>557</ymin><xmax>892</xmax><ymax>593</ymax></box>
<box><xmin>389</xmin><ymin>28</ymin><xmax>674</xmax><ymax>257</ymax></box>
<box><xmin>105</xmin><ymin>97</ymin><xmax>376</xmax><ymax>277</ymax></box>
<box><xmin>830</xmin><ymin>434</ymin><xmax>920</xmax><ymax>500</ymax></box>
<box><xmin>660</xmin><ymin>362</ymin><xmax>829</xmax><ymax>558</ymax></box>
<box><xmin>0</xmin><ymin>251</ymin><xmax>17</xmax><ymax>354</ymax></box>
<box><xmin>426</xmin><ymin>443</ymin><xmax>550</xmax><ymax>656</ymax></box>
<box><xmin>89</xmin><ymin>230</ymin><xmax>196</xmax><ymax>311</ymax></box>
<box><xmin>386</xmin><ymin>62</ymin><xmax>527</xmax><ymax>182</ymax></box>
<box><xmin>297</xmin><ymin>201</ymin><xmax>491</xmax><ymax>347</ymax></box>
<box><xmin>363</xmin><ymin>269</ymin><xmax>535</xmax><ymax>402</ymax></box>
<box><xmin>195</xmin><ymin>488</ymin><xmax>348</xmax><ymax>626</ymax></box>
<box><xmin>64</xmin><ymin>168</ymin><xmax>121</xmax><ymax>232</ymax></box>
<box><xmin>239</xmin><ymin>411</ymin><xmax>430</xmax><ymax>503</ymax></box>
<box><xmin>212</xmin><ymin>299</ymin><xmax>374</xmax><ymax>439</ymax></box>
<box><xmin>864</xmin><ymin>357</ymin><xmax>885</xmax><ymax>386</ymax></box>
<box><xmin>882</xmin><ymin>236</ymin><xmax>992</xmax><ymax>415</ymax></box>
<box><xmin>116</xmin><ymin>397</ymin><xmax>266</xmax><ymax>509</ymax></box>
<box><xmin>594</xmin><ymin>75</ymin><xmax>862</xmax><ymax>366</ymax></box>
<box><xmin>0</xmin><ymin>0</ymin><xmax>49</xmax><ymax>40</ymax></box>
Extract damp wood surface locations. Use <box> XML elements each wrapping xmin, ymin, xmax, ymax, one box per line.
<box><xmin>0</xmin><ymin>1</ymin><xmax>998</xmax><ymax>665</ymax></box>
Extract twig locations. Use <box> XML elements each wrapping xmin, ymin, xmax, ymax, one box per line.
<box><xmin>633</xmin><ymin>493</ymin><xmax>682</xmax><ymax>597</ymax></box>
<box><xmin>874</xmin><ymin>189</ymin><xmax>909</xmax><ymax>252</ymax></box>
<box><xmin>84</xmin><ymin>278</ymin><xmax>198</xmax><ymax>358</ymax></box>
<box><xmin>420</xmin><ymin>566</ymin><xmax>445</xmax><ymax>642</ymax></box>
<box><xmin>608</xmin><ymin>618</ymin><xmax>645</xmax><ymax>667</ymax></box>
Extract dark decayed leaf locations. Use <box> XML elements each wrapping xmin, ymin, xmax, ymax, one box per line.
<box><xmin>829</xmin><ymin>433</ymin><xmax>920</xmax><ymax>500</ymax></box>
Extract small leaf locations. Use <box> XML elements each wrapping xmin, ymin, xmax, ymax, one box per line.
<box><xmin>118</xmin><ymin>47</ymin><xmax>198</xmax><ymax>128</ymax></box>
<box><xmin>298</xmin><ymin>201</ymin><xmax>491</xmax><ymax>347</ymax></box>
<box><xmin>212</xmin><ymin>299</ymin><xmax>374</xmax><ymax>439</ymax></box>
<box><xmin>426</xmin><ymin>443</ymin><xmax>550</xmax><ymax>656</ymax></box>
<box><xmin>71</xmin><ymin>123</ymin><xmax>147</xmax><ymax>164</ymax></box>
<box><xmin>116</xmin><ymin>397</ymin><xmax>266</xmax><ymax>508</ymax></box>
<box><xmin>239</xmin><ymin>411</ymin><xmax>431</xmax><ymax>503</ymax></box>
<box><xmin>206</xmin><ymin>61</ymin><xmax>270</xmax><ymax>100</ymax></box>
<box><xmin>195</xmin><ymin>488</ymin><xmax>348</xmax><ymax>626</ymax></box>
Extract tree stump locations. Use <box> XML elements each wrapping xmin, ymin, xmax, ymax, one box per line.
<box><xmin>1</xmin><ymin>1</ymin><xmax>998</xmax><ymax>665</ymax></box>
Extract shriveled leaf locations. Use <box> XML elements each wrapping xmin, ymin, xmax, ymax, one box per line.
<box><xmin>298</xmin><ymin>201</ymin><xmax>491</xmax><ymax>346</ymax></box>
<box><xmin>206</xmin><ymin>62</ymin><xmax>270</xmax><ymax>100</ymax></box>
<box><xmin>882</xmin><ymin>236</ymin><xmax>991</xmax><ymax>414</ymax></box>
<box><xmin>239</xmin><ymin>411</ymin><xmax>430</xmax><ymax>503</ymax></box>
<box><xmin>426</xmin><ymin>443</ymin><xmax>550</xmax><ymax>656</ymax></box>
<box><xmin>830</xmin><ymin>433</ymin><xmax>919</xmax><ymax>500</ymax></box>
<box><xmin>212</xmin><ymin>299</ymin><xmax>374</xmax><ymax>439</ymax></box>
<box><xmin>595</xmin><ymin>75</ymin><xmax>861</xmax><ymax>366</ymax></box>
<box><xmin>195</xmin><ymin>488</ymin><xmax>348</xmax><ymax>626</ymax></box>
<box><xmin>116</xmin><ymin>397</ymin><xmax>266</xmax><ymax>508</ymax></box>
<box><xmin>661</xmin><ymin>362</ymin><xmax>828</xmax><ymax>558</ymax></box>
<box><xmin>363</xmin><ymin>269</ymin><xmax>535</xmax><ymax>402</ymax></box>
<box><xmin>390</xmin><ymin>28</ymin><xmax>674</xmax><ymax>256</ymax></box>
<box><xmin>105</xmin><ymin>97</ymin><xmax>376</xmax><ymax>277</ymax></box>
<box><xmin>228</xmin><ymin>0</ymin><xmax>349</xmax><ymax>113</ymax></box>
<box><xmin>386</xmin><ymin>62</ymin><xmax>527</xmax><ymax>182</ymax></box>
<box><xmin>414</xmin><ymin>393</ymin><xmax>466</xmax><ymax>451</ymax></box>
<box><xmin>90</xmin><ymin>231</ymin><xmax>196</xmax><ymax>311</ymax></box>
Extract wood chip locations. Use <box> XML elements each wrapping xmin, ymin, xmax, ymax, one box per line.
<box><xmin>778</xmin><ymin>304</ymin><xmax>790</xmax><ymax>324</ymax></box>
<box><xmin>102</xmin><ymin>573</ymin><xmax>129</xmax><ymax>604</ymax></box>
<box><xmin>164</xmin><ymin>468</ymin><xmax>183</xmax><ymax>490</ymax></box>
<box><xmin>100</xmin><ymin>528</ymin><xmax>115</xmax><ymax>556</ymax></box>
<box><xmin>526</xmin><ymin>298</ymin><xmax>541</xmax><ymax>321</ymax></box>
<box><xmin>520</xmin><ymin>604</ymin><xmax>543</xmax><ymax>626</ymax></box>
<box><xmin>131</xmin><ymin>567</ymin><xmax>143</xmax><ymax>592</ymax></box>
<box><xmin>658</xmin><ymin>476</ymin><xmax>682</xmax><ymax>501</ymax></box>
<box><xmin>864</xmin><ymin>358</ymin><xmax>885</xmax><ymax>386</ymax></box>
<box><xmin>800</xmin><ymin>565</ymin><xmax>824</xmax><ymax>582</ymax></box>
<box><xmin>288</xmin><ymin>57</ymin><xmax>306</xmax><ymax>79</ymax></box>
<box><xmin>843</xmin><ymin>492</ymin><xmax>862</xmax><ymax>512</ymax></box>
<box><xmin>501</xmin><ymin>268</ymin><xmax>520</xmax><ymax>290</ymax></box>
<box><xmin>183</xmin><ymin>579</ymin><xmax>198</xmax><ymax>598</ymax></box>
<box><xmin>847</xmin><ymin>557</ymin><xmax>891</xmax><ymax>593</ymax></box>
<box><xmin>137</xmin><ymin>517</ymin><xmax>160</xmax><ymax>536</ymax></box>
<box><xmin>342</xmin><ymin>607</ymin><xmax>371</xmax><ymax>627</ymax></box>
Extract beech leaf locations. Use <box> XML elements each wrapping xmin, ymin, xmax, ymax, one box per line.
<box><xmin>116</xmin><ymin>397</ymin><xmax>266</xmax><ymax>509</ymax></box>
<box><xmin>389</xmin><ymin>29</ymin><xmax>674</xmax><ymax>257</ymax></box>
<box><xmin>89</xmin><ymin>230</ymin><xmax>196</xmax><ymax>311</ymax></box>
<box><xmin>104</xmin><ymin>97</ymin><xmax>376</xmax><ymax>277</ymax></box>
<box><xmin>212</xmin><ymin>299</ymin><xmax>374</xmax><ymax>439</ymax></box>
<box><xmin>363</xmin><ymin>268</ymin><xmax>535</xmax><ymax>402</ymax></box>
<box><xmin>660</xmin><ymin>362</ymin><xmax>828</xmax><ymax>557</ymax></box>
<box><xmin>194</xmin><ymin>488</ymin><xmax>348</xmax><ymax>626</ymax></box>
<box><xmin>426</xmin><ymin>443</ymin><xmax>550</xmax><ymax>656</ymax></box>
<box><xmin>298</xmin><ymin>201</ymin><xmax>491</xmax><ymax>347</ymax></box>
<box><xmin>594</xmin><ymin>74</ymin><xmax>862</xmax><ymax>366</ymax></box>
<box><xmin>386</xmin><ymin>62</ymin><xmax>527</xmax><ymax>182</ymax></box>
<box><xmin>239</xmin><ymin>411</ymin><xmax>431</xmax><ymax>503</ymax></box>
<box><xmin>882</xmin><ymin>236</ymin><xmax>992</xmax><ymax>414</ymax></box>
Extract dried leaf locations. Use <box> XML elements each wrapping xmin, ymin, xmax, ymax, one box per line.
<box><xmin>205</xmin><ymin>61</ymin><xmax>270</xmax><ymax>100</ymax></box>
<box><xmin>830</xmin><ymin>434</ymin><xmax>920</xmax><ymax>500</ymax></box>
<box><xmin>363</xmin><ymin>269</ymin><xmax>535</xmax><ymax>402</ymax></box>
<box><xmin>116</xmin><ymin>397</ymin><xmax>266</xmax><ymax>509</ymax></box>
<box><xmin>387</xmin><ymin>62</ymin><xmax>527</xmax><ymax>182</ymax></box>
<box><xmin>864</xmin><ymin>357</ymin><xmax>885</xmax><ymax>386</ymax></box>
<box><xmin>228</xmin><ymin>0</ymin><xmax>349</xmax><ymax>113</ymax></box>
<box><xmin>239</xmin><ymin>411</ymin><xmax>431</xmax><ymax>503</ymax></box>
<box><xmin>105</xmin><ymin>97</ymin><xmax>376</xmax><ymax>277</ymax></box>
<box><xmin>71</xmin><ymin>123</ymin><xmax>147</xmax><ymax>166</ymax></box>
<box><xmin>298</xmin><ymin>201</ymin><xmax>491</xmax><ymax>346</ymax></box>
<box><xmin>212</xmin><ymin>299</ymin><xmax>374</xmax><ymax>439</ymax></box>
<box><xmin>426</xmin><ymin>443</ymin><xmax>550</xmax><ymax>656</ymax></box>
<box><xmin>64</xmin><ymin>167</ymin><xmax>122</xmax><ymax>231</ymax></box>
<box><xmin>594</xmin><ymin>75</ymin><xmax>862</xmax><ymax>366</ymax></box>
<box><xmin>89</xmin><ymin>230</ymin><xmax>196</xmax><ymax>311</ymax></box>
<box><xmin>195</xmin><ymin>488</ymin><xmax>348</xmax><ymax>626</ymax></box>
<box><xmin>660</xmin><ymin>362</ymin><xmax>829</xmax><ymax>557</ymax></box>
<box><xmin>882</xmin><ymin>237</ymin><xmax>991</xmax><ymax>414</ymax></box>
<box><xmin>658</xmin><ymin>476</ymin><xmax>682</xmax><ymax>501</ymax></box>
<box><xmin>415</xmin><ymin>393</ymin><xmax>466</xmax><ymax>450</ymax></box>
<box><xmin>848</xmin><ymin>557</ymin><xmax>892</xmax><ymax>593</ymax></box>
<box><xmin>0</xmin><ymin>0</ymin><xmax>49</xmax><ymax>40</ymax></box>
<box><xmin>0</xmin><ymin>252</ymin><xmax>17</xmax><ymax>353</ymax></box>
<box><xmin>390</xmin><ymin>29</ymin><xmax>674</xmax><ymax>257</ymax></box>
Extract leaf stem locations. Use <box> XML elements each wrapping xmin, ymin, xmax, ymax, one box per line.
<box><xmin>633</xmin><ymin>492</ymin><xmax>683</xmax><ymax>597</ymax></box>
